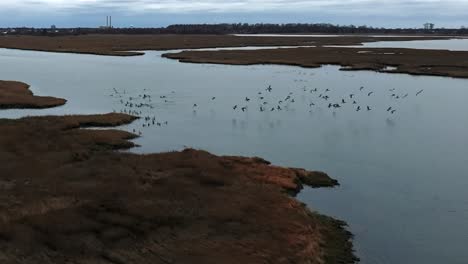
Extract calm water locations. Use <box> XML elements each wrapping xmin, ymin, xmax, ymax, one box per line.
<box><xmin>359</xmin><ymin>38</ymin><xmax>468</xmax><ymax>51</ymax></box>
<box><xmin>1</xmin><ymin>44</ymin><xmax>468</xmax><ymax>264</ymax></box>
<box><xmin>235</xmin><ymin>34</ymin><xmax>458</xmax><ymax>38</ymax></box>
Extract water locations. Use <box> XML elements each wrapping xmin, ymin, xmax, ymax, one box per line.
<box><xmin>234</xmin><ymin>34</ymin><xmax>458</xmax><ymax>38</ymax></box>
<box><xmin>358</xmin><ymin>38</ymin><xmax>468</xmax><ymax>51</ymax></box>
<box><xmin>1</xmin><ymin>45</ymin><xmax>468</xmax><ymax>264</ymax></box>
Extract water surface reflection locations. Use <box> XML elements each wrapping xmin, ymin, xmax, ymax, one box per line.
<box><xmin>1</xmin><ymin>47</ymin><xmax>468</xmax><ymax>264</ymax></box>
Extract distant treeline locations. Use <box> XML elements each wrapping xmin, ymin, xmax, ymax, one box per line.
<box><xmin>2</xmin><ymin>23</ymin><xmax>468</xmax><ymax>36</ymax></box>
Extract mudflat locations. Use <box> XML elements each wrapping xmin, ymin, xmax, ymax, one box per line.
<box><xmin>0</xmin><ymin>81</ymin><xmax>66</xmax><ymax>109</ymax></box>
<box><xmin>0</xmin><ymin>84</ymin><xmax>357</xmax><ymax>263</ymax></box>
<box><xmin>164</xmin><ymin>46</ymin><xmax>468</xmax><ymax>79</ymax></box>
<box><xmin>0</xmin><ymin>34</ymin><xmax>450</xmax><ymax>56</ymax></box>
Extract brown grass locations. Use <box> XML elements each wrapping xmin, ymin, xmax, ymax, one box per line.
<box><xmin>163</xmin><ymin>46</ymin><xmax>468</xmax><ymax>79</ymax></box>
<box><xmin>0</xmin><ymin>80</ymin><xmax>66</xmax><ymax>109</ymax></box>
<box><xmin>0</xmin><ymin>113</ymin><xmax>357</xmax><ymax>264</ymax></box>
<box><xmin>0</xmin><ymin>34</ymin><xmax>451</xmax><ymax>56</ymax></box>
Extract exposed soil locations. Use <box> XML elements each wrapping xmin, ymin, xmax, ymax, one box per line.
<box><xmin>164</xmin><ymin>46</ymin><xmax>468</xmax><ymax>79</ymax></box>
<box><xmin>0</xmin><ymin>34</ymin><xmax>451</xmax><ymax>56</ymax></box>
<box><xmin>0</xmin><ymin>86</ymin><xmax>357</xmax><ymax>263</ymax></box>
<box><xmin>0</xmin><ymin>81</ymin><xmax>66</xmax><ymax>109</ymax></box>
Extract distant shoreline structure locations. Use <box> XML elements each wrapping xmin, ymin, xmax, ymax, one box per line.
<box><xmin>1</xmin><ymin>23</ymin><xmax>468</xmax><ymax>36</ymax></box>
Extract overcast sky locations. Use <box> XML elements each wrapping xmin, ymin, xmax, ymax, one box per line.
<box><xmin>0</xmin><ymin>0</ymin><xmax>467</xmax><ymax>28</ymax></box>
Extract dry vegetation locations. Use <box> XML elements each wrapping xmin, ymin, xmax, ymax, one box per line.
<box><xmin>164</xmin><ymin>46</ymin><xmax>468</xmax><ymax>79</ymax></box>
<box><xmin>0</xmin><ymin>81</ymin><xmax>66</xmax><ymax>109</ymax></box>
<box><xmin>0</xmin><ymin>34</ymin><xmax>450</xmax><ymax>56</ymax></box>
<box><xmin>1</xmin><ymin>34</ymin><xmax>463</xmax><ymax>78</ymax></box>
<box><xmin>0</xmin><ymin>84</ymin><xmax>357</xmax><ymax>263</ymax></box>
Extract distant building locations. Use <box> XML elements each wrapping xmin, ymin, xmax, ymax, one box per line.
<box><xmin>51</xmin><ymin>25</ymin><xmax>56</xmax><ymax>30</ymax></box>
<box><xmin>100</xmin><ymin>16</ymin><xmax>113</xmax><ymax>29</ymax></box>
<box><xmin>424</xmin><ymin>23</ymin><xmax>435</xmax><ymax>30</ymax></box>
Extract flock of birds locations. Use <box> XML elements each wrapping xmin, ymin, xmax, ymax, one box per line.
<box><xmin>194</xmin><ymin>84</ymin><xmax>424</xmax><ymax>116</ymax></box>
<box><xmin>110</xmin><ymin>88</ymin><xmax>170</xmax><ymax>135</ymax></box>
<box><xmin>110</xmin><ymin>81</ymin><xmax>425</xmax><ymax>135</ymax></box>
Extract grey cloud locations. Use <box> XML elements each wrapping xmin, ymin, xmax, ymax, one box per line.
<box><xmin>0</xmin><ymin>0</ymin><xmax>467</xmax><ymax>28</ymax></box>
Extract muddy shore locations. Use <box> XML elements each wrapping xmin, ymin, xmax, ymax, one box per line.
<box><xmin>0</xmin><ymin>85</ymin><xmax>357</xmax><ymax>263</ymax></box>
<box><xmin>0</xmin><ymin>81</ymin><xmax>66</xmax><ymax>109</ymax></box>
<box><xmin>0</xmin><ymin>34</ymin><xmax>451</xmax><ymax>56</ymax></box>
<box><xmin>163</xmin><ymin>46</ymin><xmax>468</xmax><ymax>79</ymax></box>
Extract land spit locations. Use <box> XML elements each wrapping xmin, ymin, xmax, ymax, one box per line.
<box><xmin>1</xmin><ymin>34</ymin><xmax>465</xmax><ymax>79</ymax></box>
<box><xmin>0</xmin><ymin>34</ymin><xmax>451</xmax><ymax>56</ymax></box>
<box><xmin>0</xmin><ymin>81</ymin><xmax>66</xmax><ymax>109</ymax></box>
<box><xmin>163</xmin><ymin>46</ymin><xmax>468</xmax><ymax>79</ymax></box>
<box><xmin>0</xmin><ymin>84</ymin><xmax>357</xmax><ymax>263</ymax></box>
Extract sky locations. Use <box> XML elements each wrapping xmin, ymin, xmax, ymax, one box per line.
<box><xmin>0</xmin><ymin>0</ymin><xmax>467</xmax><ymax>28</ymax></box>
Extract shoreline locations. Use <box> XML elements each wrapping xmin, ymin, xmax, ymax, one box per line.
<box><xmin>1</xmin><ymin>34</ymin><xmax>466</xmax><ymax>79</ymax></box>
<box><xmin>0</xmin><ymin>46</ymin><xmax>145</xmax><ymax>57</ymax></box>
<box><xmin>0</xmin><ymin>34</ymin><xmax>452</xmax><ymax>56</ymax></box>
<box><xmin>0</xmin><ymin>82</ymin><xmax>358</xmax><ymax>263</ymax></box>
<box><xmin>0</xmin><ymin>80</ymin><xmax>67</xmax><ymax>109</ymax></box>
<box><xmin>163</xmin><ymin>46</ymin><xmax>468</xmax><ymax>79</ymax></box>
